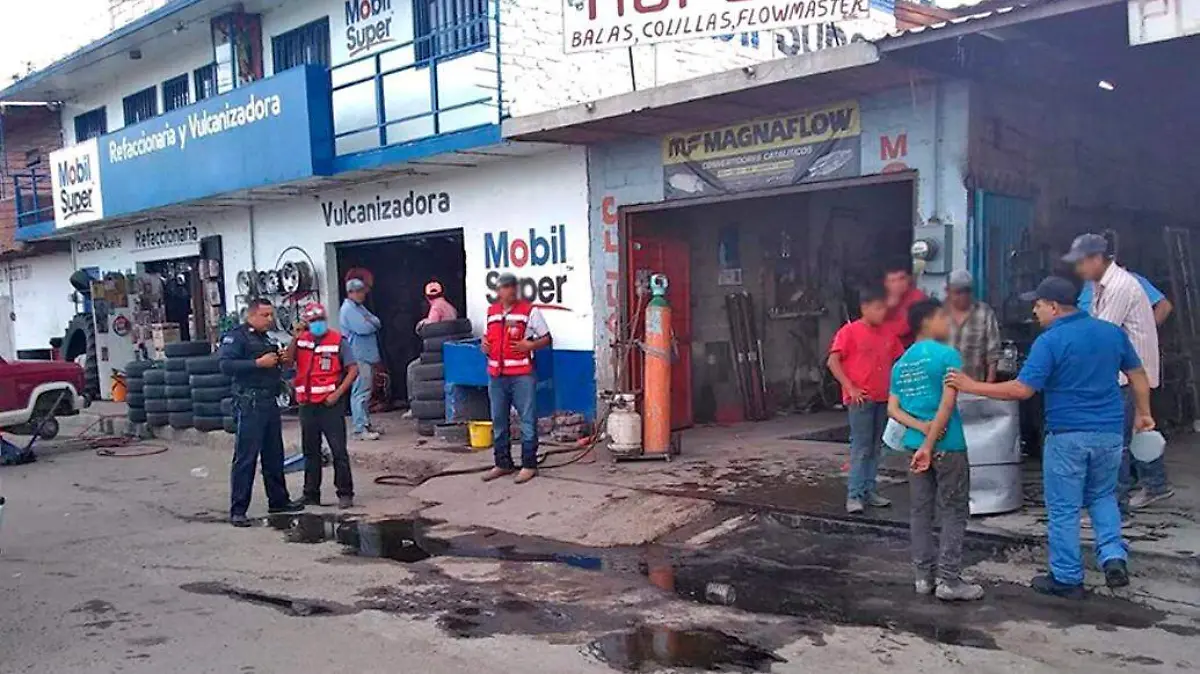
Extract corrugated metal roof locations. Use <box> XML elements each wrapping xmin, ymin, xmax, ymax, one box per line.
<box><xmin>875</xmin><ymin>0</ymin><xmax>1122</xmax><ymax>49</ymax></box>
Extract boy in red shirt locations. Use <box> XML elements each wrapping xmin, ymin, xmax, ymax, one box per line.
<box><xmin>828</xmin><ymin>286</ymin><xmax>904</xmax><ymax>514</ymax></box>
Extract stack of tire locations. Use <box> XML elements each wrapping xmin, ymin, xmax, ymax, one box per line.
<box><xmin>187</xmin><ymin>352</ymin><xmax>232</xmax><ymax>433</ymax></box>
<box><xmin>412</xmin><ymin>318</ymin><xmax>472</xmax><ymax>436</ymax></box>
<box><xmin>154</xmin><ymin>341</ymin><xmax>212</xmax><ymax>431</ymax></box>
<box><xmin>124</xmin><ymin>360</ymin><xmax>157</xmax><ymax>425</ymax></box>
<box><xmin>143</xmin><ymin>367</ymin><xmax>169</xmax><ymax>428</ymax></box>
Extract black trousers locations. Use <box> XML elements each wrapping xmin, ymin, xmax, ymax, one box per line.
<box><xmin>299</xmin><ymin>402</ymin><xmax>354</xmax><ymax>499</ymax></box>
<box><xmin>231</xmin><ymin>394</ymin><xmax>289</xmax><ymax>517</ymax></box>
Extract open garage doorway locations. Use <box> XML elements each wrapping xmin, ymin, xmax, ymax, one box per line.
<box><xmin>335</xmin><ymin>229</ymin><xmax>466</xmax><ymax>404</ymax></box>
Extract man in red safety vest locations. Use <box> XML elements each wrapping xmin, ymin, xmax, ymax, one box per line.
<box><xmin>481</xmin><ymin>272</ymin><xmax>551</xmax><ymax>484</ymax></box>
<box><xmin>285</xmin><ymin>302</ymin><xmax>360</xmax><ymax>509</ymax></box>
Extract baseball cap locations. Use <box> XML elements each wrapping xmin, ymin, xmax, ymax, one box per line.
<box><xmin>1020</xmin><ymin>276</ymin><xmax>1078</xmax><ymax>305</ymax></box>
<box><xmin>496</xmin><ymin>272</ymin><xmax>518</xmax><ymax>287</ymax></box>
<box><xmin>1061</xmin><ymin>233</ymin><xmax>1109</xmax><ymax>263</ymax></box>
<box><xmin>345</xmin><ymin>278</ymin><xmax>367</xmax><ymax>292</ymax></box>
<box><xmin>946</xmin><ymin>269</ymin><xmax>973</xmax><ymax>290</ymax></box>
<box><xmin>300</xmin><ymin>302</ymin><xmax>327</xmax><ymax>321</ymax></box>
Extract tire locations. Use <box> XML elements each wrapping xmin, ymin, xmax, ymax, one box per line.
<box><xmin>165</xmin><ymin>385</ymin><xmax>192</xmax><ymax>399</ymax></box>
<box><xmin>164</xmin><ymin>358</ymin><xmax>188</xmax><ymax>372</ymax></box>
<box><xmin>167</xmin><ymin>399</ymin><xmax>193</xmax><ymax>413</ymax></box>
<box><xmin>192</xmin><ymin>387</ymin><xmax>230</xmax><ymax>403</ymax></box>
<box><xmin>193</xmin><ymin>401</ymin><xmax>224</xmax><ymax>417</ymax></box>
<box><xmin>411</xmin><ymin>379</ymin><xmax>444</xmax><ymax>401</ymax></box>
<box><xmin>190</xmin><ymin>373</ymin><xmax>231</xmax><ymax>388</ymax></box>
<box><xmin>165</xmin><ymin>371</ymin><xmax>190</xmax><ymax>385</ymax></box>
<box><xmin>168</xmin><ymin>412</ymin><xmax>193</xmax><ymax>429</ymax></box>
<box><xmin>128</xmin><ymin>408</ymin><xmax>147</xmax><ymax>423</ymax></box>
<box><xmin>126</xmin><ymin>392</ymin><xmax>145</xmax><ymax>408</ymax></box>
<box><xmin>221</xmin><ymin>398</ymin><xmax>234</xmax><ymax>416</ymax></box>
<box><xmin>145</xmin><ymin>399</ymin><xmax>169</xmax><ymax>413</ymax></box>
<box><xmin>223</xmin><ymin>416</ymin><xmax>237</xmax><ymax>434</ymax></box>
<box><xmin>410</xmin><ymin>399</ymin><xmax>445</xmax><ymax>420</ymax></box>
<box><xmin>125</xmin><ymin>361</ymin><xmax>156</xmax><ymax>377</ymax></box>
<box><xmin>165</xmin><ymin>341</ymin><xmax>211</xmax><ymax>358</ymax></box>
<box><xmin>186</xmin><ymin>356</ymin><xmax>221</xmax><ymax>374</ymax></box>
<box><xmin>127</xmin><ymin>378</ymin><xmax>145</xmax><ymax>393</ymax></box>
<box><xmin>419</xmin><ymin>350</ymin><xmax>443</xmax><ymax>364</ymax></box>
<box><xmin>143</xmin><ymin>385</ymin><xmax>166</xmax><ymax>400</ymax></box>
<box><xmin>417</xmin><ymin>418</ymin><xmax>437</xmax><ymax>437</ymax></box>
<box><xmin>146</xmin><ymin>412</ymin><xmax>169</xmax><ymax>427</ymax></box>
<box><xmin>423</xmin><ymin>333</ymin><xmax>471</xmax><ymax>354</ymax></box>
<box><xmin>143</xmin><ymin>370</ymin><xmax>166</xmax><ymax>385</ymax></box>
<box><xmin>411</xmin><ymin>362</ymin><xmax>444</xmax><ymax>382</ymax></box>
<box><xmin>64</xmin><ymin>313</ymin><xmax>99</xmax><ymax>398</ymax></box>
<box><xmin>417</xmin><ymin>318</ymin><xmax>472</xmax><ymax>339</ymax></box>
<box><xmin>193</xmin><ymin>415</ymin><xmax>223</xmax><ymax>432</ymax></box>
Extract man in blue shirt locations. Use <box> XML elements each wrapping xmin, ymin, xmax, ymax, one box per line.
<box><xmin>947</xmin><ymin>277</ymin><xmax>1154</xmax><ymax>599</ymax></box>
<box><xmin>339</xmin><ymin>278</ymin><xmax>382</xmax><ymax>441</ymax></box>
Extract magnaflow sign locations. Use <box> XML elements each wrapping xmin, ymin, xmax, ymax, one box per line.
<box><xmin>563</xmin><ymin>0</ymin><xmax>870</xmax><ymax>53</ymax></box>
<box><xmin>49</xmin><ymin>139</ymin><xmax>105</xmax><ymax>229</ymax></box>
<box><xmin>662</xmin><ymin>100</ymin><xmax>861</xmax><ymax>199</ymax></box>
<box><xmin>47</xmin><ymin>66</ymin><xmax>333</xmax><ymax>231</ymax></box>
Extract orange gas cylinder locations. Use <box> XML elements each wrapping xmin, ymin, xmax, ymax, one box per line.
<box><xmin>643</xmin><ymin>274</ymin><xmax>672</xmax><ymax>456</ymax></box>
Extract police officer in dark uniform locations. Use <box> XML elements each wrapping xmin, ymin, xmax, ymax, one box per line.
<box><xmin>219</xmin><ymin>298</ymin><xmax>304</xmax><ymax>527</ymax></box>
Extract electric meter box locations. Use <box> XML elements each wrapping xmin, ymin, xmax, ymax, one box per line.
<box><xmin>913</xmin><ymin>222</ymin><xmax>953</xmax><ymax>275</ymax></box>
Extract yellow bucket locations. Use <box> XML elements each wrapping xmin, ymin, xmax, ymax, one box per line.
<box><xmin>467</xmin><ymin>421</ymin><xmax>493</xmax><ymax>450</ymax></box>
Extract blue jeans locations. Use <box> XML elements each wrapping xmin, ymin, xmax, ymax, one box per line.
<box><xmin>847</xmin><ymin>401</ymin><xmax>887</xmax><ymax>500</ymax></box>
<box><xmin>488</xmin><ymin>375</ymin><xmax>537</xmax><ymax>470</ymax></box>
<box><xmin>231</xmin><ymin>394</ymin><xmax>290</xmax><ymax>517</ymax></box>
<box><xmin>1119</xmin><ymin>388</ymin><xmax>1169</xmax><ymax>499</ymax></box>
<box><xmin>350</xmin><ymin>360</ymin><xmax>374</xmax><ymax>434</ymax></box>
<box><xmin>1043</xmin><ymin>431</ymin><xmax>1127</xmax><ymax>586</ymax></box>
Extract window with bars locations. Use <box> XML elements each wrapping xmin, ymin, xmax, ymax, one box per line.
<box><xmin>74</xmin><ymin>107</ymin><xmax>107</xmax><ymax>142</ymax></box>
<box><xmin>272</xmin><ymin>18</ymin><xmax>330</xmax><ymax>73</ymax></box>
<box><xmin>415</xmin><ymin>0</ymin><xmax>489</xmax><ymax>63</ymax></box>
<box><xmin>162</xmin><ymin>74</ymin><xmax>190</xmax><ymax>112</ymax></box>
<box><xmin>194</xmin><ymin>63</ymin><xmax>217</xmax><ymax>102</ymax></box>
<box><xmin>122</xmin><ymin>87</ymin><xmax>158</xmax><ymax>126</ymax></box>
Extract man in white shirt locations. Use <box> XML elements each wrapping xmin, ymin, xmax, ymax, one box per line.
<box><xmin>1064</xmin><ymin>233</ymin><xmax>1172</xmax><ymax>509</ymax></box>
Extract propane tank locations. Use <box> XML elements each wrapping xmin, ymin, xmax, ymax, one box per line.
<box><xmin>643</xmin><ymin>274</ymin><xmax>672</xmax><ymax>456</ymax></box>
<box><xmin>607</xmin><ymin>393</ymin><xmax>642</xmax><ymax>458</ymax></box>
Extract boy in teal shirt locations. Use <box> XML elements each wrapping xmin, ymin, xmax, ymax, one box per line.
<box><xmin>888</xmin><ymin>298</ymin><xmax>983</xmax><ymax>602</ymax></box>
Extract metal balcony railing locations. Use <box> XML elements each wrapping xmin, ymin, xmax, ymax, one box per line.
<box><xmin>12</xmin><ymin>168</ymin><xmax>53</xmax><ymax>227</ymax></box>
<box><xmin>328</xmin><ymin>0</ymin><xmax>501</xmax><ymax>156</ymax></box>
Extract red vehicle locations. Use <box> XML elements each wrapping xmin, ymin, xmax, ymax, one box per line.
<box><xmin>0</xmin><ymin>356</ymin><xmax>89</xmax><ymax>439</ymax></box>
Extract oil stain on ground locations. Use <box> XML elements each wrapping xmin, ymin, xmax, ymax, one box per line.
<box><xmin>585</xmin><ymin>626</ymin><xmax>786</xmax><ymax>672</ymax></box>
<box><xmin>179</xmin><ymin>581</ymin><xmax>357</xmax><ymax>617</ymax></box>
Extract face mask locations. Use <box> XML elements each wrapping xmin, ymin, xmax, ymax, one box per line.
<box><xmin>309</xmin><ymin>320</ymin><xmax>328</xmax><ymax>337</ymax></box>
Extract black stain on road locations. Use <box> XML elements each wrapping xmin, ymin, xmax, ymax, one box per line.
<box><xmin>585</xmin><ymin>626</ymin><xmax>786</xmax><ymax>672</ymax></box>
<box><xmin>179</xmin><ymin>582</ymin><xmax>357</xmax><ymax>618</ymax></box>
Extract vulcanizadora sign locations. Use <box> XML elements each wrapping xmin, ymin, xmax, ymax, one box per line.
<box><xmin>563</xmin><ymin>0</ymin><xmax>871</xmax><ymax>53</ymax></box>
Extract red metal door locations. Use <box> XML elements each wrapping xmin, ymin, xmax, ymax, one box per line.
<box><xmin>628</xmin><ymin>235</ymin><xmax>693</xmax><ymax>429</ymax></box>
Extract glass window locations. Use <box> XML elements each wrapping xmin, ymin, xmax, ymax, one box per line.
<box><xmin>194</xmin><ymin>63</ymin><xmax>217</xmax><ymax>101</ymax></box>
<box><xmin>415</xmin><ymin>0</ymin><xmax>488</xmax><ymax>63</ymax></box>
<box><xmin>162</xmin><ymin>74</ymin><xmax>190</xmax><ymax>112</ymax></box>
<box><xmin>122</xmin><ymin>87</ymin><xmax>158</xmax><ymax>126</ymax></box>
<box><xmin>272</xmin><ymin>17</ymin><xmax>331</xmax><ymax>73</ymax></box>
<box><xmin>73</xmin><ymin>107</ymin><xmax>107</xmax><ymax>142</ymax></box>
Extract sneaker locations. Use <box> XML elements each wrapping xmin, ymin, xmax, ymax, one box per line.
<box><xmin>1128</xmin><ymin>488</ymin><xmax>1174</xmax><ymax>510</ymax></box>
<box><xmin>914</xmin><ymin>575</ymin><xmax>935</xmax><ymax>596</ymax></box>
<box><xmin>354</xmin><ymin>431</ymin><xmax>381</xmax><ymax>441</ymax></box>
<box><xmin>866</xmin><ymin>493</ymin><xmax>892</xmax><ymax>508</ymax></box>
<box><xmin>338</xmin><ymin>496</ymin><xmax>354</xmax><ymax>510</ymax></box>
<box><xmin>367</xmin><ymin>424</ymin><xmax>385</xmax><ymax>435</ymax></box>
<box><xmin>267</xmin><ymin>500</ymin><xmax>306</xmax><ymax>514</ymax></box>
<box><xmin>846</xmin><ymin>498</ymin><xmax>865</xmax><ymax>514</ymax></box>
<box><xmin>481</xmin><ymin>467</ymin><xmax>515</xmax><ymax>482</ymax></box>
<box><xmin>514</xmin><ymin>468</ymin><xmax>538</xmax><ymax>484</ymax></box>
<box><xmin>229</xmin><ymin>514</ymin><xmax>252</xmax><ymax>528</ymax></box>
<box><xmin>1031</xmin><ymin>574</ymin><xmax>1085</xmax><ymax>600</ymax></box>
<box><xmin>301</xmin><ymin>495</ymin><xmax>324</xmax><ymax>507</ymax></box>
<box><xmin>1103</xmin><ymin>559</ymin><xmax>1130</xmax><ymax>588</ymax></box>
<box><xmin>936</xmin><ymin>579</ymin><xmax>985</xmax><ymax>601</ymax></box>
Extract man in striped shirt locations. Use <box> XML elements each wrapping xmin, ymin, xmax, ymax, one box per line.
<box><xmin>1064</xmin><ymin>234</ymin><xmax>1172</xmax><ymax>509</ymax></box>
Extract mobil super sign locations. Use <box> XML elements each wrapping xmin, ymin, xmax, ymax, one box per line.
<box><xmin>345</xmin><ymin>0</ymin><xmax>395</xmax><ymax>57</ymax></box>
<box><xmin>484</xmin><ymin>225</ymin><xmax>570</xmax><ymax>305</ymax></box>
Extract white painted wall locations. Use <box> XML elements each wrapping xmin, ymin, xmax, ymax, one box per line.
<box><xmin>0</xmin><ymin>252</ymin><xmax>78</xmax><ymax>352</ymax></box>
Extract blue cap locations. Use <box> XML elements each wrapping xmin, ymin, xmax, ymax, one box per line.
<box><xmin>1020</xmin><ymin>276</ymin><xmax>1077</xmax><ymax>305</ymax></box>
<box><xmin>1062</xmin><ymin>233</ymin><xmax>1109</xmax><ymax>263</ymax></box>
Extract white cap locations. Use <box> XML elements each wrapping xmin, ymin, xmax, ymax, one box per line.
<box><xmin>947</xmin><ymin>269</ymin><xmax>973</xmax><ymax>290</ymax></box>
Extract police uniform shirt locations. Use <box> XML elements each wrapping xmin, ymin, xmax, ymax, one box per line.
<box><xmin>219</xmin><ymin>324</ymin><xmax>282</xmax><ymax>393</ymax></box>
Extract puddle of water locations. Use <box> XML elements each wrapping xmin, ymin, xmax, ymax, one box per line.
<box><xmin>585</xmin><ymin>626</ymin><xmax>785</xmax><ymax>672</ymax></box>
<box><xmin>180</xmin><ymin>581</ymin><xmax>354</xmax><ymax>617</ymax></box>
<box><xmin>267</xmin><ymin>513</ymin><xmax>606</xmax><ymax>570</ymax></box>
